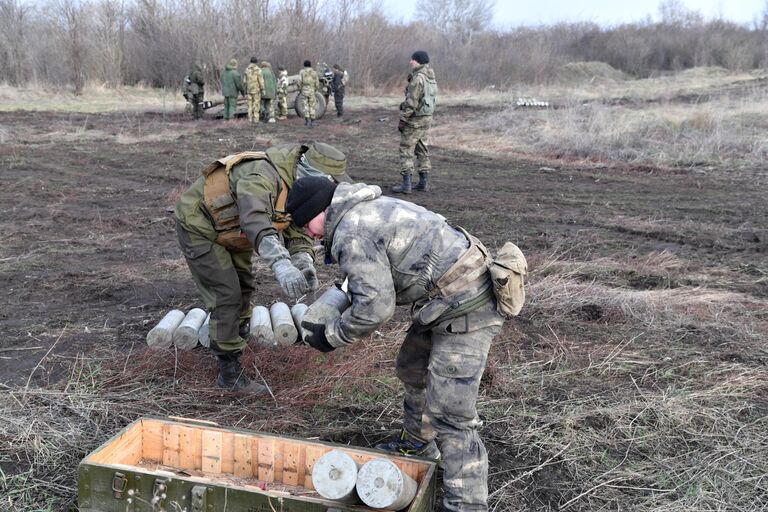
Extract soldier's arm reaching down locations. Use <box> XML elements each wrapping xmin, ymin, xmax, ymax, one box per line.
<box><xmin>325</xmin><ymin>231</ymin><xmax>397</xmax><ymax>347</ymax></box>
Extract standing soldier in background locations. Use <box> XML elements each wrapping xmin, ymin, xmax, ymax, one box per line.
<box><xmin>243</xmin><ymin>57</ymin><xmax>264</xmax><ymax>124</ymax></box>
<box><xmin>183</xmin><ymin>63</ymin><xmax>206</xmax><ymax>120</ymax></box>
<box><xmin>174</xmin><ymin>143</ymin><xmax>351</xmax><ymax>394</ymax></box>
<box><xmin>221</xmin><ymin>58</ymin><xmax>245</xmax><ymax>121</ymax></box>
<box><xmin>299</xmin><ymin>60</ymin><xmax>319</xmax><ymax>127</ymax></box>
<box><xmin>392</xmin><ymin>51</ymin><xmax>437</xmax><ymax>194</ymax></box>
<box><xmin>276</xmin><ymin>66</ymin><xmax>289</xmax><ymax>120</ymax></box>
<box><xmin>331</xmin><ymin>64</ymin><xmax>346</xmax><ymax>118</ymax></box>
<box><xmin>260</xmin><ymin>61</ymin><xmax>277</xmax><ymax>123</ymax></box>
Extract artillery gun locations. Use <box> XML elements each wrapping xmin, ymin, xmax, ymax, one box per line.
<box><xmin>200</xmin><ymin>63</ymin><xmax>334</xmax><ymax>120</ymax></box>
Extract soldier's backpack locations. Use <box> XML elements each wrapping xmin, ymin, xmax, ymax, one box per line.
<box><xmin>489</xmin><ymin>242</ymin><xmax>527</xmax><ymax>317</ymax></box>
<box><xmin>341</xmin><ymin>70</ymin><xmax>349</xmax><ymax>87</ymax></box>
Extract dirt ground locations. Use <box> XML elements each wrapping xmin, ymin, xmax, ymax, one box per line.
<box><xmin>1</xmin><ymin>100</ymin><xmax>767</xmax><ymax>510</ymax></box>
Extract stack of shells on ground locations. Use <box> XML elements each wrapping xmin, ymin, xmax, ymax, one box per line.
<box><xmin>145</xmin><ymin>303</ymin><xmax>309</xmax><ymax>350</ymax></box>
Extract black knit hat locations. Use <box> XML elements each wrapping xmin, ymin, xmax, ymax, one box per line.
<box><xmin>250</xmin><ymin>56</ymin><xmax>258</xmax><ymax>64</ymax></box>
<box><xmin>286</xmin><ymin>177</ymin><xmax>337</xmax><ymax>227</ymax></box>
<box><xmin>304</xmin><ymin>60</ymin><xmax>312</xmax><ymax>67</ymax></box>
<box><xmin>411</xmin><ymin>51</ymin><xmax>429</xmax><ymax>64</ymax></box>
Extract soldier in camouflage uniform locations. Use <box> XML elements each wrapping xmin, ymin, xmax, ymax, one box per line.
<box><xmin>393</xmin><ymin>51</ymin><xmax>438</xmax><ymax>194</ymax></box>
<box><xmin>174</xmin><ymin>144</ymin><xmax>351</xmax><ymax>394</ymax></box>
<box><xmin>243</xmin><ymin>57</ymin><xmax>265</xmax><ymax>124</ymax></box>
<box><xmin>184</xmin><ymin>63</ymin><xmax>205</xmax><ymax>120</ymax></box>
<box><xmin>260</xmin><ymin>61</ymin><xmax>277</xmax><ymax>123</ymax></box>
<box><xmin>299</xmin><ymin>60</ymin><xmax>320</xmax><ymax>127</ymax></box>
<box><xmin>276</xmin><ymin>66</ymin><xmax>289</xmax><ymax>120</ymax></box>
<box><xmin>220</xmin><ymin>58</ymin><xmax>245</xmax><ymax>120</ymax></box>
<box><xmin>286</xmin><ymin>177</ymin><xmax>504</xmax><ymax>512</ymax></box>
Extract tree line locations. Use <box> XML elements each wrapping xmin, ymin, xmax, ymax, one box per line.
<box><xmin>2</xmin><ymin>0</ymin><xmax>768</xmax><ymax>95</ymax></box>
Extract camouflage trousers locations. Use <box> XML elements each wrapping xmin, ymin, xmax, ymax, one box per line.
<box><xmin>246</xmin><ymin>93</ymin><xmax>261</xmax><ymax>123</ymax></box>
<box><xmin>334</xmin><ymin>90</ymin><xmax>344</xmax><ymax>116</ymax></box>
<box><xmin>399</xmin><ymin>121</ymin><xmax>431</xmax><ymax>176</ymax></box>
<box><xmin>223</xmin><ymin>97</ymin><xmax>238</xmax><ymax>120</ymax></box>
<box><xmin>176</xmin><ymin>222</ymin><xmax>253</xmax><ymax>353</ymax></box>
<box><xmin>277</xmin><ymin>92</ymin><xmax>288</xmax><ymax>118</ymax></box>
<box><xmin>191</xmin><ymin>93</ymin><xmax>204</xmax><ymax>120</ymax></box>
<box><xmin>301</xmin><ymin>89</ymin><xmax>317</xmax><ymax>120</ymax></box>
<box><xmin>397</xmin><ymin>300</ymin><xmax>503</xmax><ymax>512</ymax></box>
<box><xmin>261</xmin><ymin>98</ymin><xmax>275</xmax><ymax>121</ymax></box>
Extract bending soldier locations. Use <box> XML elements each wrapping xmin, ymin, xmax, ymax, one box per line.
<box><xmin>286</xmin><ymin>177</ymin><xmax>506</xmax><ymax>511</ymax></box>
<box><xmin>299</xmin><ymin>60</ymin><xmax>320</xmax><ymax>127</ymax></box>
<box><xmin>243</xmin><ymin>57</ymin><xmax>265</xmax><ymax>124</ymax></box>
<box><xmin>393</xmin><ymin>51</ymin><xmax>437</xmax><ymax>194</ymax></box>
<box><xmin>174</xmin><ymin>144</ymin><xmax>351</xmax><ymax>393</ymax></box>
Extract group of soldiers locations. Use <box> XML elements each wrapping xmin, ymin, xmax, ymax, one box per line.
<box><xmin>183</xmin><ymin>58</ymin><xmax>347</xmax><ymax>126</ymax></box>
<box><xmin>173</xmin><ymin>51</ymin><xmax>493</xmax><ymax>510</ymax></box>
<box><xmin>220</xmin><ymin>57</ymin><xmax>287</xmax><ymax>123</ymax></box>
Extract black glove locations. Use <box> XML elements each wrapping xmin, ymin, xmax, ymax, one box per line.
<box><xmin>301</xmin><ymin>321</ymin><xmax>335</xmax><ymax>353</ymax></box>
<box><xmin>398</xmin><ymin>119</ymin><xmax>406</xmax><ymax>132</ymax></box>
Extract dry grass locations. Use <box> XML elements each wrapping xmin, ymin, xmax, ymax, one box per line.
<box><xmin>3</xmin><ymin>250</ymin><xmax>766</xmax><ymax>510</ymax></box>
<box><xmin>427</xmin><ymin>67</ymin><xmax>768</xmax><ymax>170</ymax></box>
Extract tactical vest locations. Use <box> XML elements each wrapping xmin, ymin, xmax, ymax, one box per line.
<box><xmin>416</xmin><ymin>71</ymin><xmax>437</xmax><ymax>117</ymax></box>
<box><xmin>201</xmin><ymin>152</ymin><xmax>290</xmax><ymax>252</ymax></box>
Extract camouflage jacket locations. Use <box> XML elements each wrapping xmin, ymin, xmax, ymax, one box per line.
<box><xmin>400</xmin><ymin>64</ymin><xmax>437</xmax><ymax>127</ymax></box>
<box><xmin>277</xmin><ymin>71</ymin><xmax>288</xmax><ymax>96</ymax></box>
<box><xmin>323</xmin><ymin>183</ymin><xmax>474</xmax><ymax>347</ymax></box>
<box><xmin>220</xmin><ymin>62</ymin><xmax>244</xmax><ymax>98</ymax></box>
<box><xmin>188</xmin><ymin>65</ymin><xmax>204</xmax><ymax>95</ymax></box>
<box><xmin>299</xmin><ymin>67</ymin><xmax>319</xmax><ymax>96</ymax></box>
<box><xmin>243</xmin><ymin>64</ymin><xmax>264</xmax><ymax>95</ymax></box>
<box><xmin>261</xmin><ymin>64</ymin><xmax>277</xmax><ymax>99</ymax></box>
<box><xmin>175</xmin><ymin>144</ymin><xmax>316</xmax><ymax>257</ymax></box>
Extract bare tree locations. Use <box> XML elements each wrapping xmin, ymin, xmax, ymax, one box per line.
<box><xmin>93</xmin><ymin>0</ymin><xmax>127</xmax><ymax>86</ymax></box>
<box><xmin>0</xmin><ymin>0</ymin><xmax>29</xmax><ymax>85</ymax></box>
<box><xmin>50</xmin><ymin>0</ymin><xmax>90</xmax><ymax>94</ymax></box>
<box><xmin>415</xmin><ymin>0</ymin><xmax>495</xmax><ymax>45</ymax></box>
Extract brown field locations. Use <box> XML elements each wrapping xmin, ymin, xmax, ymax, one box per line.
<box><xmin>1</xmin><ymin>72</ymin><xmax>767</xmax><ymax>511</ymax></box>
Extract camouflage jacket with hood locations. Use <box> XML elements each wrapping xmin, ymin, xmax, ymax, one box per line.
<box><xmin>323</xmin><ymin>183</ymin><xmax>490</xmax><ymax>348</ymax></box>
<box><xmin>399</xmin><ymin>64</ymin><xmax>437</xmax><ymax>128</ymax></box>
<box><xmin>260</xmin><ymin>62</ymin><xmax>277</xmax><ymax>99</ymax></box>
<box><xmin>243</xmin><ymin>63</ymin><xmax>264</xmax><ymax>95</ymax></box>
<box><xmin>175</xmin><ymin>144</ymin><xmax>317</xmax><ymax>258</ymax></box>
<box><xmin>220</xmin><ymin>60</ymin><xmax>244</xmax><ymax>98</ymax></box>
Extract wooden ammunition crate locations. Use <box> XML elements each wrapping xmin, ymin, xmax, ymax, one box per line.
<box><xmin>78</xmin><ymin>416</ymin><xmax>437</xmax><ymax>512</ymax></box>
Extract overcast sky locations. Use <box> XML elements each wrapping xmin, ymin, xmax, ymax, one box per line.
<box><xmin>379</xmin><ymin>0</ymin><xmax>765</xmax><ymax>28</ymax></box>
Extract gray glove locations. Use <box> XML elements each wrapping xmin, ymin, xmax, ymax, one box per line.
<box><xmin>291</xmin><ymin>252</ymin><xmax>318</xmax><ymax>291</ymax></box>
<box><xmin>272</xmin><ymin>258</ymin><xmax>309</xmax><ymax>300</ymax></box>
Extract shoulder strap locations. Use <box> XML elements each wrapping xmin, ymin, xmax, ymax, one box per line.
<box><xmin>202</xmin><ymin>152</ymin><xmax>269</xmax><ymax>233</ymax></box>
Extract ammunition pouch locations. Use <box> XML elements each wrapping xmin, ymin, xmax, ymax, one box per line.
<box><xmin>414</xmin><ymin>228</ymin><xmax>494</xmax><ymax>326</ymax></box>
<box><xmin>202</xmin><ymin>151</ymin><xmax>291</xmax><ymax>251</ymax></box>
<box><xmin>489</xmin><ymin>242</ymin><xmax>527</xmax><ymax>318</ymax></box>
<box><xmin>415</xmin><ymin>227</ymin><xmax>528</xmax><ymax>325</ymax></box>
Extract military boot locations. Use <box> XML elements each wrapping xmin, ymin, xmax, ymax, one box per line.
<box><xmin>391</xmin><ymin>174</ymin><xmax>412</xmax><ymax>194</ymax></box>
<box><xmin>309</xmin><ymin>119</ymin><xmax>316</xmax><ymax>128</ymax></box>
<box><xmin>414</xmin><ymin>171</ymin><xmax>429</xmax><ymax>192</ymax></box>
<box><xmin>375</xmin><ymin>430</ymin><xmax>441</xmax><ymax>461</ymax></box>
<box><xmin>215</xmin><ymin>351</ymin><xmax>269</xmax><ymax>395</ymax></box>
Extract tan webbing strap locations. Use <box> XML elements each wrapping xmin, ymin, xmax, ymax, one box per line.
<box><xmin>202</xmin><ymin>152</ymin><xmax>269</xmax><ymax>248</ymax></box>
<box><xmin>433</xmin><ymin>228</ymin><xmax>492</xmax><ymax>298</ymax></box>
<box><xmin>271</xmin><ymin>178</ymin><xmax>291</xmax><ymax>231</ymax></box>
